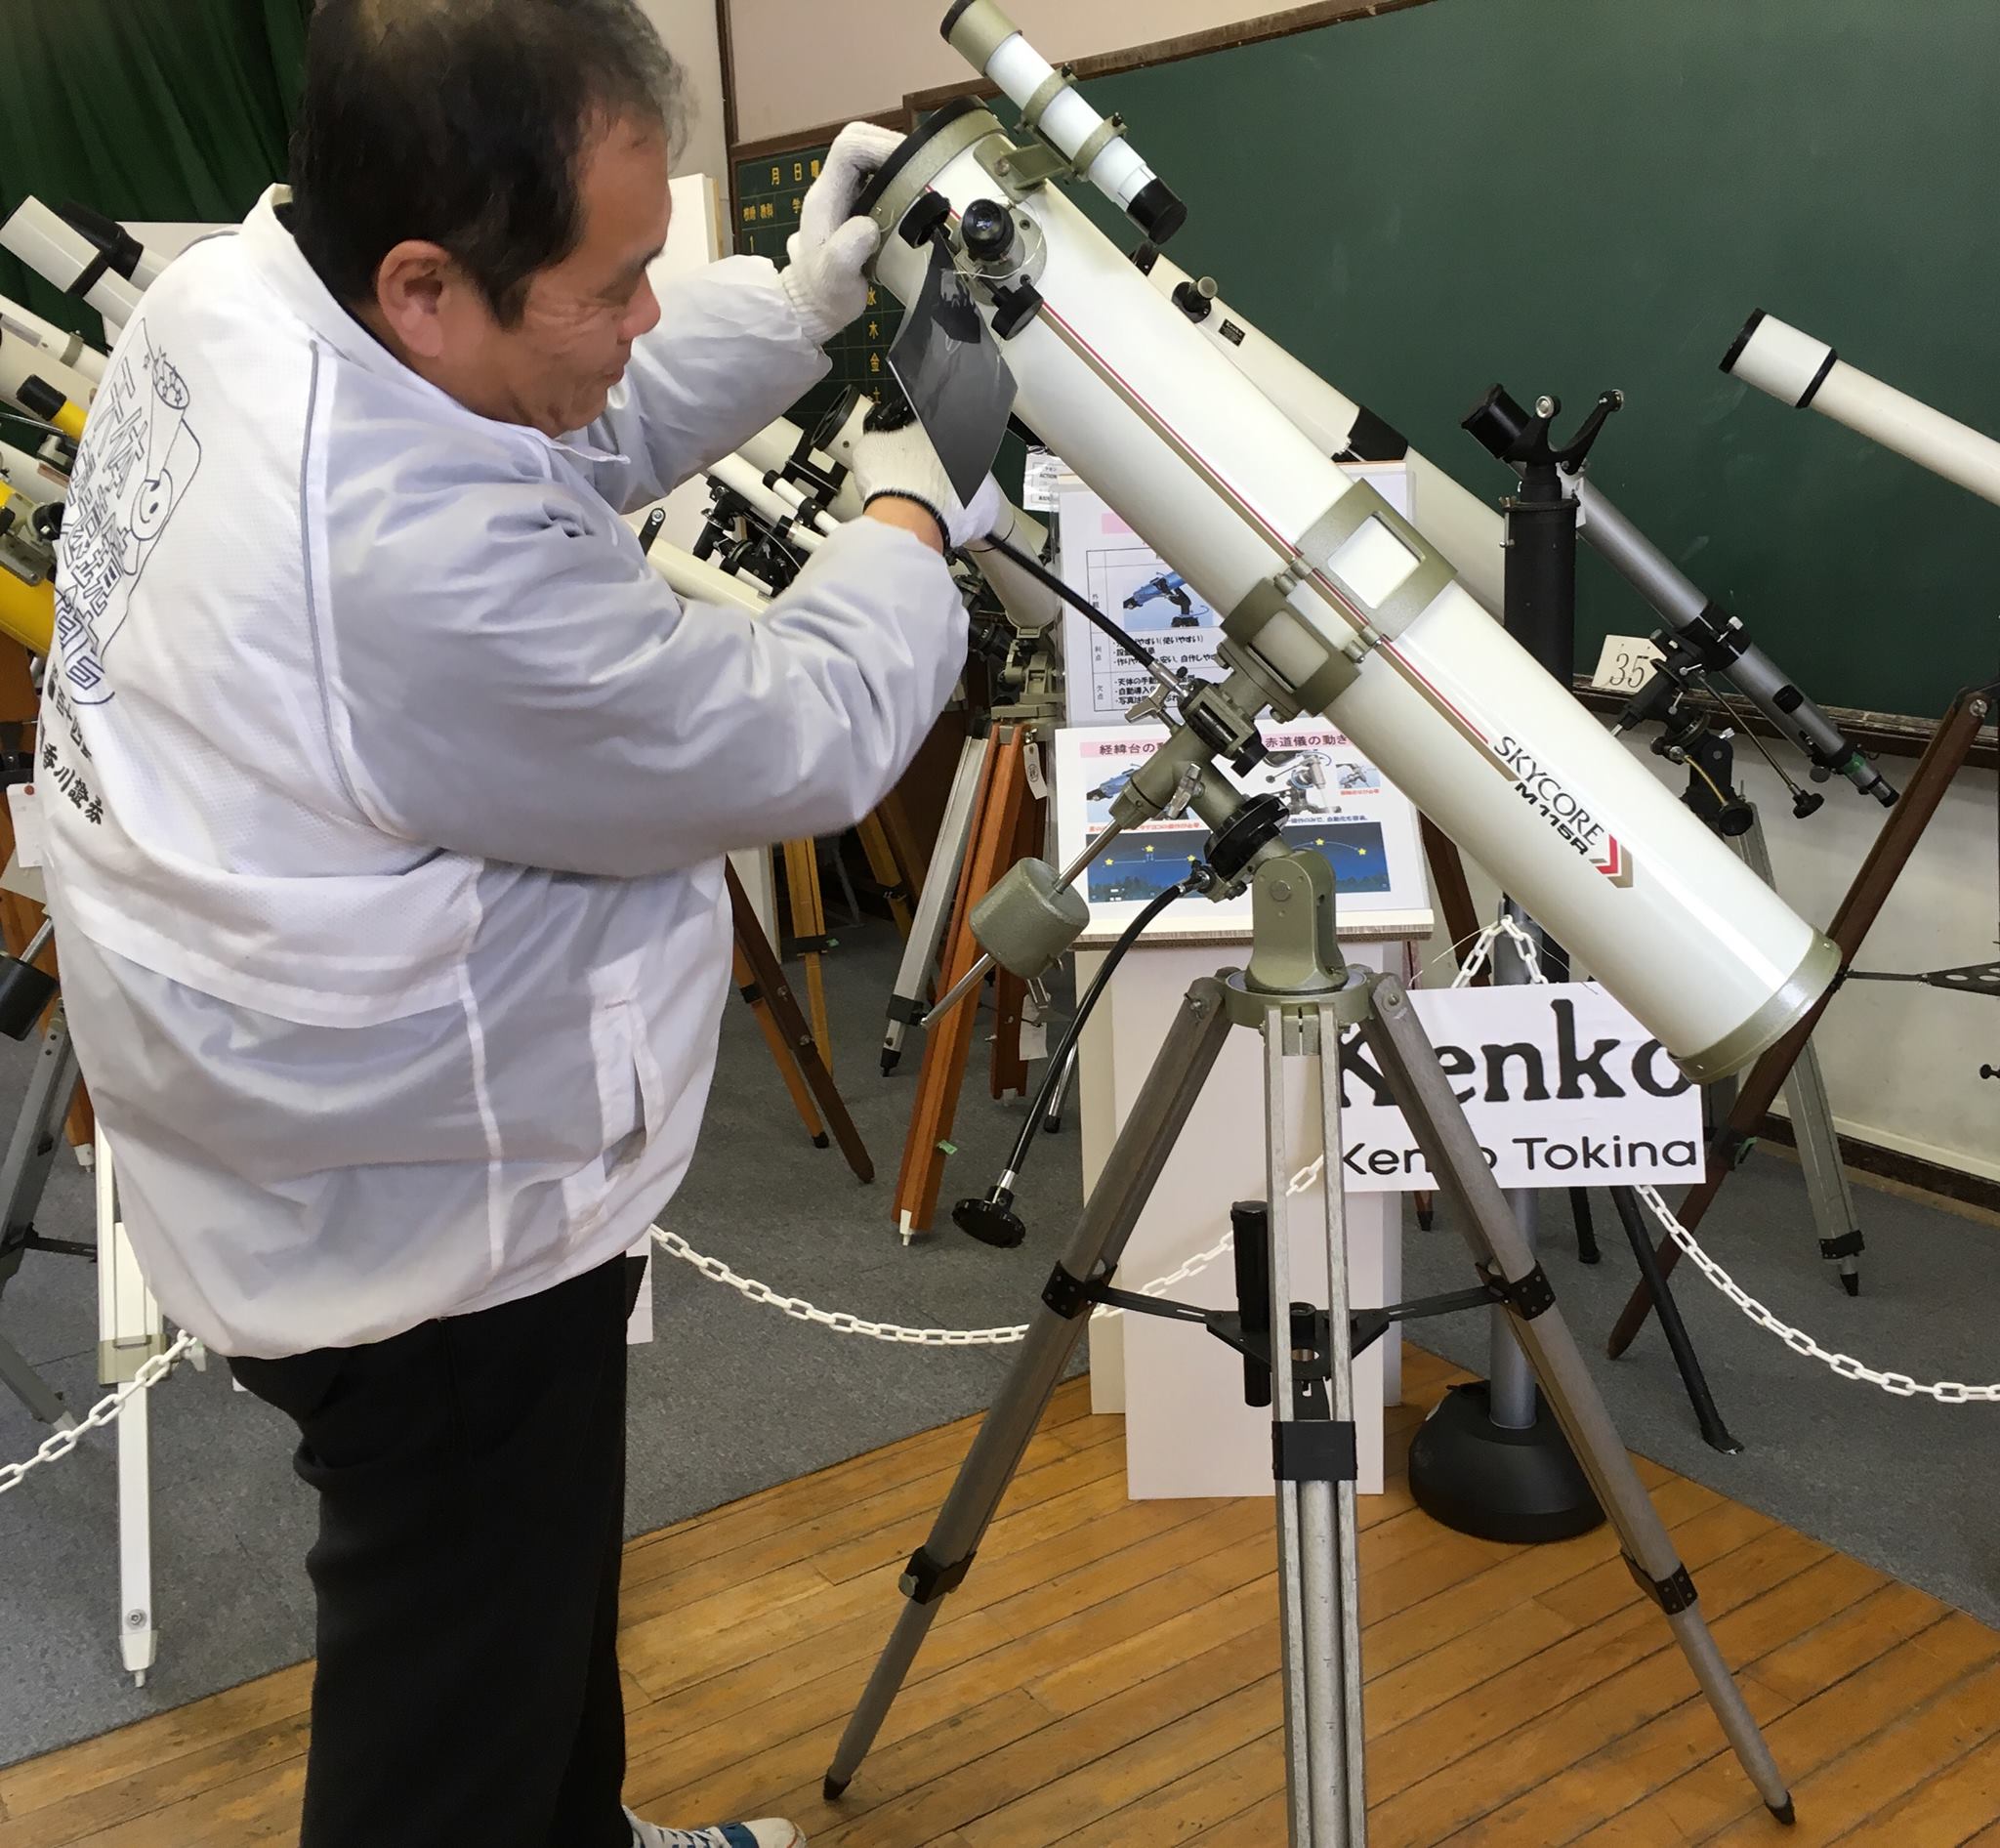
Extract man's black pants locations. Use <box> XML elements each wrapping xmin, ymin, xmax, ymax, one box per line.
<box><xmin>231</xmin><ymin>1255</ymin><xmax>646</xmax><ymax>1848</ymax></box>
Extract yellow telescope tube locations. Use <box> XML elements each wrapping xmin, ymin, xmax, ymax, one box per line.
<box><xmin>0</xmin><ymin>484</ymin><xmax>55</xmax><ymax>655</ymax></box>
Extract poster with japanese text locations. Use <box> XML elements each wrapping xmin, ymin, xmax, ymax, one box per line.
<box><xmin>1052</xmin><ymin>718</ymin><xmax>1430</xmax><ymax>945</ymax></box>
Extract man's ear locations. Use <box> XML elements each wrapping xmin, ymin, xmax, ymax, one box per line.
<box><xmin>373</xmin><ymin>239</ymin><xmax>458</xmax><ymax>358</ymax></box>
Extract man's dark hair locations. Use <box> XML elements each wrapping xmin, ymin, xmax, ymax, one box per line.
<box><xmin>291</xmin><ymin>0</ymin><xmax>688</xmax><ymax>324</ymax></box>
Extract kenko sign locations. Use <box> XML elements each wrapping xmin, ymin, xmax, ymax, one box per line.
<box><xmin>1338</xmin><ymin>984</ymin><xmax>1700</xmax><ymax>1192</ymax></box>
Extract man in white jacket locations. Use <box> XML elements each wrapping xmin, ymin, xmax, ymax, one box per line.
<box><xmin>37</xmin><ymin>2</ymin><xmax>996</xmax><ymax>1844</ymax></box>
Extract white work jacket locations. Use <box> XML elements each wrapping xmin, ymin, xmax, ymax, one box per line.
<box><xmin>38</xmin><ymin>187</ymin><xmax>966</xmax><ymax>1359</ymax></box>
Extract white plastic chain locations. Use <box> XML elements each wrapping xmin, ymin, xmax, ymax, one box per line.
<box><xmin>0</xmin><ymin>1330</ymin><xmax>200</xmax><ymax>1496</ymax></box>
<box><xmin>651</xmin><ymin>1221</ymin><xmax>1242</xmax><ymax>1346</ymax></box>
<box><xmin>1410</xmin><ymin>920</ymin><xmax>2000</xmax><ymax>1407</ymax></box>
<box><xmin>655</xmin><ymin>922</ymin><xmax>1552</xmax><ymax>1354</ymax></box>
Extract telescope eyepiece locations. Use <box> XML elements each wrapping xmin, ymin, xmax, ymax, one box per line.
<box><xmin>1463</xmin><ymin>384</ymin><xmax>1533</xmax><ymax>460</ymax></box>
<box><xmin>961</xmin><ymin>198</ymin><xmax>1015</xmax><ymax>263</ymax></box>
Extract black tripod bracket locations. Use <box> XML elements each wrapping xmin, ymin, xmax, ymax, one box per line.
<box><xmin>1625</xmin><ymin>1555</ymin><xmax>1699</xmax><ymax>1616</ymax></box>
<box><xmin>901</xmin><ymin>1543</ymin><xmax>976</xmax><ymax>1606</ymax></box>
<box><xmin>1273</xmin><ymin>1420</ymin><xmax>1357</xmax><ymax>1484</ymax></box>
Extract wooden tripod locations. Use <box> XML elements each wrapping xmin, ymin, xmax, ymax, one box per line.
<box><xmin>775</xmin><ymin>812</ymin><xmax>921</xmax><ymax>1071</ymax></box>
<box><xmin>891</xmin><ymin>721</ymin><xmax>1041</xmax><ymax>1240</ymax></box>
<box><xmin>727</xmin><ymin>864</ymin><xmax>872</xmax><ymax>1184</ymax></box>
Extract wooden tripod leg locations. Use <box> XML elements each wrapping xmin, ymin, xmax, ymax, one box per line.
<box><xmin>1421</xmin><ymin>815</ymin><xmax>1487</xmax><ymax>985</ymax></box>
<box><xmin>989</xmin><ymin>771</ymin><xmax>1045</xmax><ymax>1101</ymax></box>
<box><xmin>893</xmin><ymin>725</ymin><xmax>1028</xmax><ymax>1239</ymax></box>
<box><xmin>734</xmin><ymin>940</ymin><xmax>828</xmax><ymax>1148</ymax></box>
<box><xmin>728</xmin><ymin>866</ymin><xmax>873</xmax><ymax>1184</ymax></box>
<box><xmin>855</xmin><ymin>811</ymin><xmax>915</xmax><ymax>940</ymax></box>
<box><xmin>1606</xmin><ymin>683</ymin><xmax>1994</xmax><ymax>1357</ymax></box>
<box><xmin>877</xmin><ymin>789</ymin><xmax>931</xmax><ymax>899</ymax></box>
<box><xmin>781</xmin><ymin>837</ymin><xmax>834</xmax><ymax>1067</ymax></box>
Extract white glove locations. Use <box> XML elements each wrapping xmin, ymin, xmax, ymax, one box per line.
<box><xmin>854</xmin><ymin>416</ymin><xmax>1004</xmax><ymax>551</ymax></box>
<box><xmin>779</xmin><ymin>122</ymin><xmax>905</xmax><ymax>344</ymax></box>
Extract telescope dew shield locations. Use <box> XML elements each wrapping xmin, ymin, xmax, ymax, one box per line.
<box><xmin>15</xmin><ymin>375</ymin><xmax>86</xmax><ymax>444</ymax></box>
<box><xmin>1724</xmin><ymin>310</ymin><xmax>2000</xmax><ymax>510</ymax></box>
<box><xmin>939</xmin><ymin>0</ymin><xmax>1187</xmax><ymax>242</ymax></box>
<box><xmin>866</xmin><ymin>103</ymin><xmax>1838</xmax><ymax>1080</ymax></box>
<box><xmin>57</xmin><ymin>202</ymin><xmax>166</xmax><ymax>292</ymax></box>
<box><xmin>0</xmin><ymin>197</ymin><xmax>144</xmax><ymax>334</ymax></box>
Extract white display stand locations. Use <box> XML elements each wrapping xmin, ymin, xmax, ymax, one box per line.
<box><xmin>1076</xmin><ymin>914</ymin><xmax>1431</xmax><ymax>1500</ymax></box>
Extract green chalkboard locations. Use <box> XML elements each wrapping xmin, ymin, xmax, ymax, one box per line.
<box><xmin>733</xmin><ymin>143</ymin><xmax>903</xmax><ymax>431</ymax></box>
<box><xmin>1057</xmin><ymin>0</ymin><xmax>2000</xmax><ymax>719</ymax></box>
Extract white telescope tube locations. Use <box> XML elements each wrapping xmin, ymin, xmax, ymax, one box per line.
<box><xmin>865</xmin><ymin>103</ymin><xmax>1835</xmax><ymax>1077</ymax></box>
<box><xmin>706</xmin><ymin>454</ymin><xmax>830</xmax><ymax>552</ymax></box>
<box><xmin>0</xmin><ymin>294</ymin><xmax>104</xmax><ymax>389</ymax></box>
<box><xmin>729</xmin><ymin>417</ymin><xmax>1060</xmax><ymax>635</ymax></box>
<box><xmin>0</xmin><ymin>438</ymin><xmax>70</xmax><ymax>499</ymax></box>
<box><xmin>1723</xmin><ymin>310</ymin><xmax>2000</xmax><ymax>510</ymax></box>
<box><xmin>1137</xmin><ymin>249</ymin><xmax>1506</xmax><ymax>612</ymax></box>
<box><xmin>965</xmin><ymin>504</ymin><xmax>1062</xmax><ymax>638</ymax></box>
<box><xmin>0</xmin><ymin>198</ymin><xmax>143</xmax><ymax>335</ymax></box>
<box><xmin>646</xmin><ymin>536</ymin><xmax>769</xmax><ymax>611</ymax></box>
<box><xmin>0</xmin><ymin>329</ymin><xmax>96</xmax><ymax>428</ymax></box>
<box><xmin>1143</xmin><ymin>255</ymin><xmax>1887</xmax><ymax>804</ymax></box>
<box><xmin>739</xmin><ymin>399</ymin><xmax>871</xmax><ymax>524</ymax></box>
<box><xmin>55</xmin><ymin>203</ymin><xmax>167</xmax><ymax>293</ymax></box>
<box><xmin>941</xmin><ymin>0</ymin><xmax>1187</xmax><ymax>243</ymax></box>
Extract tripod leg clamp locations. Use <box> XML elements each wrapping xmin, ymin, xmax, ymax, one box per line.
<box><xmin>885</xmin><ymin>995</ymin><xmax>927</xmax><ymax>1026</ymax></box>
<box><xmin>736</xmin><ymin>981</ymin><xmax>765</xmax><ymax>1006</ymax></box>
<box><xmin>1272</xmin><ymin>1420</ymin><xmax>1358</xmax><ymax>1484</ymax></box>
<box><xmin>1042</xmin><ymin>1259</ymin><xmax>1109</xmax><ymax>1320</ymax></box>
<box><xmin>1478</xmin><ymin>1260</ymin><xmax>1556</xmax><ymax>1322</ymax></box>
<box><xmin>1818</xmin><ymin>1231</ymin><xmax>1865</xmax><ymax>1261</ymax></box>
<box><xmin>1624</xmin><ymin>1555</ymin><xmax>1699</xmax><ymax>1615</ymax></box>
<box><xmin>900</xmin><ymin>1544</ymin><xmax>976</xmax><ymax>1606</ymax></box>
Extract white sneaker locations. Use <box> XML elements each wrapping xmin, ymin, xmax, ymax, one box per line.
<box><xmin>625</xmin><ymin>1809</ymin><xmax>806</xmax><ymax>1848</ymax></box>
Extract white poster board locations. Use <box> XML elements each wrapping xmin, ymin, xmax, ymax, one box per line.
<box><xmin>1053</xmin><ymin>718</ymin><xmax>1430</xmax><ymax>945</ymax></box>
<box><xmin>1057</xmin><ymin>463</ymin><xmax>1412</xmax><ymax>726</ymax></box>
<box><xmin>1338</xmin><ymin>984</ymin><xmax>1702</xmax><ymax>1190</ymax></box>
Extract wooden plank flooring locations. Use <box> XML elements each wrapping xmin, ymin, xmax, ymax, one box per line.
<box><xmin>4</xmin><ymin>1345</ymin><xmax>1996</xmax><ymax>1846</ymax></box>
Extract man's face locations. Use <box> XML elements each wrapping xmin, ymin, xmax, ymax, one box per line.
<box><xmin>430</xmin><ymin>116</ymin><xmax>671</xmax><ymax>437</ymax></box>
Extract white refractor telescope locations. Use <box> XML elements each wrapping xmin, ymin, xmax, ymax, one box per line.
<box><xmin>865</xmin><ymin>2</ymin><xmax>1838</xmax><ymax>1080</ymax></box>
<box><xmin>0</xmin><ymin>197</ymin><xmax>150</xmax><ymax>337</ymax></box>
<box><xmin>1723</xmin><ymin>310</ymin><xmax>2000</xmax><ymax>511</ymax></box>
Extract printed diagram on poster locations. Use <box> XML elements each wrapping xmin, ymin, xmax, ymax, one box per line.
<box><xmin>1052</xmin><ymin>718</ymin><xmax>1431</xmax><ymax>945</ymax></box>
<box><xmin>1056</xmin><ymin>465</ymin><xmax>1411</xmax><ymax>726</ymax></box>
<box><xmin>1336</xmin><ymin>984</ymin><xmax>1703</xmax><ymax>1192</ymax></box>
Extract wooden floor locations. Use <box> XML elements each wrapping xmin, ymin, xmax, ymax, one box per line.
<box><xmin>4</xmin><ymin>1346</ymin><xmax>1997</xmax><ymax>1847</ymax></box>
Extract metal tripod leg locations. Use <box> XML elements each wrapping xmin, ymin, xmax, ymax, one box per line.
<box><xmin>1736</xmin><ymin>811</ymin><xmax>1863</xmax><ymax>1293</ymax></box>
<box><xmin>0</xmin><ymin>1009</ymin><xmax>83</xmax><ymax>1424</ymax></box>
<box><xmin>97</xmin><ymin>1129</ymin><xmax>165</xmax><ymax>1684</ymax></box>
<box><xmin>1264</xmin><ymin>998</ymin><xmax>1367</xmax><ymax>1844</ymax></box>
<box><xmin>1361</xmin><ymin>975</ymin><xmax>1795</xmax><ymax>1821</ymax></box>
<box><xmin>882</xmin><ymin>735</ymin><xmax>987</xmax><ymax>1074</ymax></box>
<box><xmin>825</xmin><ymin>976</ymin><xmax>1234</xmax><ymax>1799</ymax></box>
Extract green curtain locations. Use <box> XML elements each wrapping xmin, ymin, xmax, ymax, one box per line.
<box><xmin>0</xmin><ymin>0</ymin><xmax>312</xmax><ymax>339</ymax></box>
